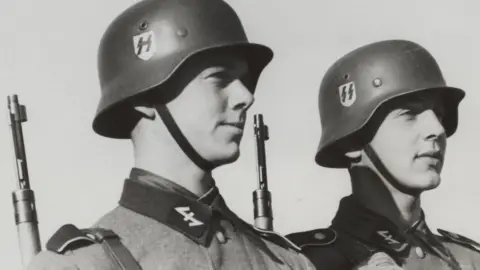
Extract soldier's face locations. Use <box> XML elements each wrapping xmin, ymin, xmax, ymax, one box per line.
<box><xmin>167</xmin><ymin>51</ymin><xmax>253</xmax><ymax>166</ymax></box>
<box><xmin>367</xmin><ymin>93</ymin><xmax>447</xmax><ymax>192</ymax></box>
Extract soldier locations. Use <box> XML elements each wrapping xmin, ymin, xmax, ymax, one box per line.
<box><xmin>287</xmin><ymin>39</ymin><xmax>480</xmax><ymax>269</ymax></box>
<box><xmin>26</xmin><ymin>0</ymin><xmax>316</xmax><ymax>269</ymax></box>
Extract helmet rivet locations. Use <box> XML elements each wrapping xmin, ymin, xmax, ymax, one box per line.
<box><xmin>177</xmin><ymin>28</ymin><xmax>188</xmax><ymax>37</ymax></box>
<box><xmin>139</xmin><ymin>21</ymin><xmax>149</xmax><ymax>31</ymax></box>
<box><xmin>343</xmin><ymin>74</ymin><xmax>350</xmax><ymax>80</ymax></box>
<box><xmin>373</xmin><ymin>78</ymin><xmax>383</xmax><ymax>87</ymax></box>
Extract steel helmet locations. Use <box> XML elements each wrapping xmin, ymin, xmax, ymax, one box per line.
<box><xmin>315</xmin><ymin>39</ymin><xmax>465</xmax><ymax>168</ymax></box>
<box><xmin>92</xmin><ymin>0</ymin><xmax>273</xmax><ymax>138</ymax></box>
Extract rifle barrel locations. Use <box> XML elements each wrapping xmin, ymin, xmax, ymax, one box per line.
<box><xmin>253</xmin><ymin>114</ymin><xmax>273</xmax><ymax>231</ymax></box>
<box><xmin>8</xmin><ymin>95</ymin><xmax>41</xmax><ymax>269</ymax></box>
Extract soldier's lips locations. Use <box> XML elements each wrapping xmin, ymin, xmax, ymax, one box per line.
<box><xmin>415</xmin><ymin>152</ymin><xmax>443</xmax><ymax>163</ymax></box>
<box><xmin>221</xmin><ymin>122</ymin><xmax>245</xmax><ymax>130</ymax></box>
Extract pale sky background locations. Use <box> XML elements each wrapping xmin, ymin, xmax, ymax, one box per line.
<box><xmin>1</xmin><ymin>0</ymin><xmax>480</xmax><ymax>269</ymax></box>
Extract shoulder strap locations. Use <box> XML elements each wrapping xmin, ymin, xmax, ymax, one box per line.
<box><xmin>438</xmin><ymin>228</ymin><xmax>480</xmax><ymax>253</ymax></box>
<box><xmin>250</xmin><ymin>226</ymin><xmax>304</xmax><ymax>252</ymax></box>
<box><xmin>286</xmin><ymin>228</ymin><xmax>337</xmax><ymax>249</ymax></box>
<box><xmin>287</xmin><ymin>227</ymin><xmax>380</xmax><ymax>267</ymax></box>
<box><xmin>46</xmin><ymin>224</ymin><xmax>142</xmax><ymax>270</ymax></box>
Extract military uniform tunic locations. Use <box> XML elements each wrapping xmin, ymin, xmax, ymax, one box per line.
<box><xmin>28</xmin><ymin>168</ymin><xmax>316</xmax><ymax>270</ymax></box>
<box><xmin>287</xmin><ymin>195</ymin><xmax>480</xmax><ymax>270</ymax></box>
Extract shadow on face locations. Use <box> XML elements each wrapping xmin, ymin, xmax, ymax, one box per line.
<box><xmin>140</xmin><ymin>49</ymin><xmax>252</xmax><ymax>105</ymax></box>
<box><xmin>356</xmin><ymin>90</ymin><xmax>448</xmax><ymax>147</ymax></box>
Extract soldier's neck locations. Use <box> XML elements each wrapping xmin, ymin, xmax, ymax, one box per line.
<box><xmin>132</xmin><ymin>138</ymin><xmax>214</xmax><ymax>197</ymax></box>
<box><xmin>350</xmin><ymin>167</ymin><xmax>422</xmax><ymax>229</ymax></box>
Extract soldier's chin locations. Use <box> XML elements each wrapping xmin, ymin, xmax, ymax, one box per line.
<box><xmin>224</xmin><ymin>151</ymin><xmax>240</xmax><ymax>164</ymax></box>
<box><xmin>211</xmin><ymin>147</ymin><xmax>241</xmax><ymax>166</ymax></box>
<box><xmin>425</xmin><ymin>176</ymin><xmax>441</xmax><ymax>191</ymax></box>
<box><xmin>411</xmin><ymin>173</ymin><xmax>441</xmax><ymax>191</ymax></box>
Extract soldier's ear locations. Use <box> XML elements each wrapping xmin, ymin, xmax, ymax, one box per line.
<box><xmin>133</xmin><ymin>106</ymin><xmax>156</xmax><ymax>120</ymax></box>
<box><xmin>345</xmin><ymin>150</ymin><xmax>362</xmax><ymax>165</ymax></box>
<box><xmin>345</xmin><ymin>150</ymin><xmax>361</xmax><ymax>159</ymax></box>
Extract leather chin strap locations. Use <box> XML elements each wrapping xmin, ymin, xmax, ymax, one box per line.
<box><xmin>154</xmin><ymin>104</ymin><xmax>215</xmax><ymax>172</ymax></box>
<box><xmin>363</xmin><ymin>144</ymin><xmax>400</xmax><ymax>187</ymax></box>
<box><xmin>364</xmin><ymin>144</ymin><xmax>423</xmax><ymax>196</ymax></box>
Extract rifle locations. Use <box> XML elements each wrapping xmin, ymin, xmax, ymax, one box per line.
<box><xmin>252</xmin><ymin>114</ymin><xmax>273</xmax><ymax>231</ymax></box>
<box><xmin>7</xmin><ymin>95</ymin><xmax>41</xmax><ymax>269</ymax></box>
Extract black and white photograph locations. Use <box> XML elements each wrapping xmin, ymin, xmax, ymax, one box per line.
<box><xmin>1</xmin><ymin>0</ymin><xmax>480</xmax><ymax>269</ymax></box>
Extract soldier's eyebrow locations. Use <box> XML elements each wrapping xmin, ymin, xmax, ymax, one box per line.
<box><xmin>201</xmin><ymin>60</ymin><xmax>249</xmax><ymax>79</ymax></box>
<box><xmin>200</xmin><ymin>66</ymin><xmax>229</xmax><ymax>79</ymax></box>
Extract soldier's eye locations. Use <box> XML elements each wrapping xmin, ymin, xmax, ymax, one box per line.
<box><xmin>398</xmin><ymin>109</ymin><xmax>417</xmax><ymax>121</ymax></box>
<box><xmin>207</xmin><ymin>71</ymin><xmax>235</xmax><ymax>87</ymax></box>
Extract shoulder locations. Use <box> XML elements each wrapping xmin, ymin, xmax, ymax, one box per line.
<box><xmin>27</xmin><ymin>250</ymin><xmax>79</xmax><ymax>270</ymax></box>
<box><xmin>286</xmin><ymin>228</ymin><xmax>368</xmax><ymax>270</ymax></box>
<box><xmin>27</xmin><ymin>224</ymin><xmax>120</xmax><ymax>270</ymax></box>
<box><xmin>27</xmin><ymin>240</ymin><xmax>109</xmax><ymax>270</ymax></box>
<box><xmin>249</xmin><ymin>226</ymin><xmax>305</xmax><ymax>252</ymax></box>
<box><xmin>434</xmin><ymin>228</ymin><xmax>480</xmax><ymax>268</ymax></box>
<box><xmin>26</xmin><ymin>207</ymin><xmax>134</xmax><ymax>270</ymax></box>
<box><xmin>287</xmin><ymin>228</ymin><xmax>348</xmax><ymax>268</ymax></box>
<box><xmin>436</xmin><ymin>228</ymin><xmax>480</xmax><ymax>254</ymax></box>
<box><xmin>241</xmin><ymin>226</ymin><xmax>317</xmax><ymax>270</ymax></box>
<box><xmin>286</xmin><ymin>228</ymin><xmax>337</xmax><ymax>249</ymax></box>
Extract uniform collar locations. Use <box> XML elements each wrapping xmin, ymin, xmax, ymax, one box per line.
<box><xmin>331</xmin><ymin>195</ymin><xmax>410</xmax><ymax>258</ymax></box>
<box><xmin>331</xmin><ymin>195</ymin><xmax>455</xmax><ymax>262</ymax></box>
<box><xmin>118</xmin><ymin>168</ymin><xmax>237</xmax><ymax>247</ymax></box>
<box><xmin>128</xmin><ymin>167</ymin><xmax>218</xmax><ymax>203</ymax></box>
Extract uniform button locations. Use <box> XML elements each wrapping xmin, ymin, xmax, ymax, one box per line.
<box><xmin>415</xmin><ymin>247</ymin><xmax>426</xmax><ymax>258</ymax></box>
<box><xmin>314</xmin><ymin>232</ymin><xmax>326</xmax><ymax>240</ymax></box>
